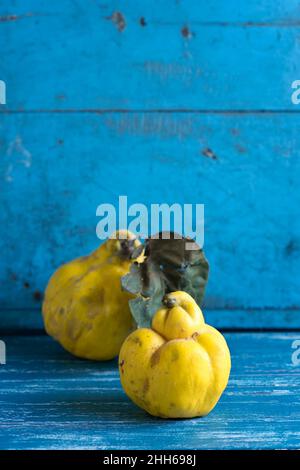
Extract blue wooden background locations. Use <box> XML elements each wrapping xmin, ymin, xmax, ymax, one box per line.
<box><xmin>0</xmin><ymin>0</ymin><xmax>300</xmax><ymax>328</ymax></box>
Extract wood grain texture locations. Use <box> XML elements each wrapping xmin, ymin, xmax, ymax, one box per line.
<box><xmin>0</xmin><ymin>309</ymin><xmax>300</xmax><ymax>332</ymax></box>
<box><xmin>0</xmin><ymin>0</ymin><xmax>300</xmax><ymax>110</ymax></box>
<box><xmin>0</xmin><ymin>113</ymin><xmax>299</xmax><ymax>311</ymax></box>
<box><xmin>0</xmin><ymin>332</ymin><xmax>299</xmax><ymax>449</ymax></box>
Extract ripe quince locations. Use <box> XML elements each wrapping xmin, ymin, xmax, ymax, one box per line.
<box><xmin>42</xmin><ymin>230</ymin><xmax>143</xmax><ymax>360</ymax></box>
<box><xmin>119</xmin><ymin>291</ymin><xmax>231</xmax><ymax>418</ymax></box>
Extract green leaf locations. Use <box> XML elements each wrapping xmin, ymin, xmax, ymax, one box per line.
<box><xmin>128</xmin><ymin>295</ymin><xmax>163</xmax><ymax>329</ymax></box>
<box><xmin>121</xmin><ymin>232</ymin><xmax>209</xmax><ymax>328</ymax></box>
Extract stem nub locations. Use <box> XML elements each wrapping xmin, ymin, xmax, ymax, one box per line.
<box><xmin>163</xmin><ymin>295</ymin><xmax>177</xmax><ymax>309</ymax></box>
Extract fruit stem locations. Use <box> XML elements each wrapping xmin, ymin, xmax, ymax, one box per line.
<box><xmin>163</xmin><ymin>295</ymin><xmax>177</xmax><ymax>309</ymax></box>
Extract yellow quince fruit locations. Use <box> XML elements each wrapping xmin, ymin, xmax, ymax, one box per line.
<box><xmin>119</xmin><ymin>291</ymin><xmax>231</xmax><ymax>418</ymax></box>
<box><xmin>42</xmin><ymin>230</ymin><xmax>143</xmax><ymax>360</ymax></box>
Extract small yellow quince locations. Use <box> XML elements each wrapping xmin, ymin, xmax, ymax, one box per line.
<box><xmin>42</xmin><ymin>230</ymin><xmax>143</xmax><ymax>360</ymax></box>
<box><xmin>119</xmin><ymin>291</ymin><xmax>231</xmax><ymax>418</ymax></box>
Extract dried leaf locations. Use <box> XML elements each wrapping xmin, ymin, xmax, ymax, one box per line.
<box><xmin>121</xmin><ymin>232</ymin><xmax>209</xmax><ymax>327</ymax></box>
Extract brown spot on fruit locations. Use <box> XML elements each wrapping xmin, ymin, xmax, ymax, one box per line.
<box><xmin>119</xmin><ymin>359</ymin><xmax>125</xmax><ymax>374</ymax></box>
<box><xmin>65</xmin><ymin>319</ymin><xmax>82</xmax><ymax>341</ymax></box>
<box><xmin>150</xmin><ymin>348</ymin><xmax>161</xmax><ymax>367</ymax></box>
<box><xmin>98</xmin><ymin>288</ymin><xmax>105</xmax><ymax>304</ymax></box>
<box><xmin>143</xmin><ymin>378</ymin><xmax>149</xmax><ymax>394</ymax></box>
<box><xmin>132</xmin><ymin>336</ymin><xmax>142</xmax><ymax>346</ymax></box>
<box><xmin>172</xmin><ymin>350</ymin><xmax>179</xmax><ymax>361</ymax></box>
<box><xmin>87</xmin><ymin>309</ymin><xmax>100</xmax><ymax>319</ymax></box>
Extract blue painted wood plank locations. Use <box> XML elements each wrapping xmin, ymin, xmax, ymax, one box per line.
<box><xmin>0</xmin><ymin>333</ymin><xmax>299</xmax><ymax>449</ymax></box>
<box><xmin>1</xmin><ymin>0</ymin><xmax>300</xmax><ymax>110</ymax></box>
<box><xmin>0</xmin><ymin>113</ymin><xmax>299</xmax><ymax>311</ymax></box>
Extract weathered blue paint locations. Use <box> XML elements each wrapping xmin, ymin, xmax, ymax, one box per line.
<box><xmin>1</xmin><ymin>1</ymin><xmax>300</xmax><ymax>110</ymax></box>
<box><xmin>0</xmin><ymin>1</ymin><xmax>299</xmax><ymax>327</ymax></box>
<box><xmin>0</xmin><ymin>333</ymin><xmax>299</xmax><ymax>449</ymax></box>
<box><xmin>0</xmin><ymin>113</ymin><xmax>299</xmax><ymax>313</ymax></box>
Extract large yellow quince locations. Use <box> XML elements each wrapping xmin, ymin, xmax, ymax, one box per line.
<box><xmin>42</xmin><ymin>230</ymin><xmax>143</xmax><ymax>360</ymax></box>
<box><xmin>119</xmin><ymin>291</ymin><xmax>231</xmax><ymax>418</ymax></box>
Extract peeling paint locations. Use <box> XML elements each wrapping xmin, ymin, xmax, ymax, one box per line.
<box><xmin>7</xmin><ymin>136</ymin><xmax>32</xmax><ymax>167</ymax></box>
<box><xmin>181</xmin><ymin>26</ymin><xmax>194</xmax><ymax>39</ymax></box>
<box><xmin>5</xmin><ymin>164</ymin><xmax>14</xmax><ymax>182</ymax></box>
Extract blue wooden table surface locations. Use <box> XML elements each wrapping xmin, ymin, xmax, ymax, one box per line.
<box><xmin>0</xmin><ymin>331</ymin><xmax>299</xmax><ymax>450</ymax></box>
